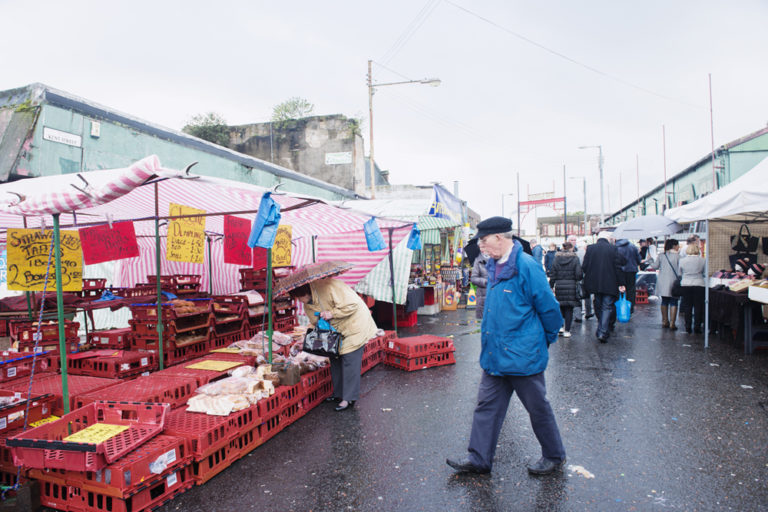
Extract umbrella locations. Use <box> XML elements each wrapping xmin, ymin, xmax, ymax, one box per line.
<box><xmin>273</xmin><ymin>260</ymin><xmax>354</xmax><ymax>296</ymax></box>
<box><xmin>611</xmin><ymin>215</ymin><xmax>682</xmax><ymax>240</ymax></box>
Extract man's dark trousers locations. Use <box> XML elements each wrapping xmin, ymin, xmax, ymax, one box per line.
<box><xmin>620</xmin><ymin>271</ymin><xmax>637</xmax><ymax>312</ymax></box>
<box><xmin>467</xmin><ymin>371</ymin><xmax>565</xmax><ymax>471</ymax></box>
<box><xmin>594</xmin><ymin>293</ymin><xmax>615</xmax><ymax>339</ymax></box>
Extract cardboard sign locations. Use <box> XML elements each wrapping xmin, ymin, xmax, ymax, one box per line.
<box><xmin>79</xmin><ymin>222</ymin><xmax>140</xmax><ymax>265</ymax></box>
<box><xmin>272</xmin><ymin>225</ymin><xmax>292</xmax><ymax>267</ymax></box>
<box><xmin>166</xmin><ymin>203</ymin><xmax>206</xmax><ymax>264</ymax></box>
<box><xmin>185</xmin><ymin>360</ymin><xmax>241</xmax><ymax>371</ymax></box>
<box><xmin>6</xmin><ymin>229</ymin><xmax>83</xmax><ymax>291</ymax></box>
<box><xmin>223</xmin><ymin>216</ymin><xmax>252</xmax><ymax>266</ymax></box>
<box><xmin>64</xmin><ymin>423</ymin><xmax>129</xmax><ymax>444</ymax></box>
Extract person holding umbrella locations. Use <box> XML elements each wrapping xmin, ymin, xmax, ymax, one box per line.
<box><xmin>279</xmin><ymin>262</ymin><xmax>378</xmax><ymax>412</ymax></box>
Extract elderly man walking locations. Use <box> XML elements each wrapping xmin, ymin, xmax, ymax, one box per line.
<box><xmin>583</xmin><ymin>232</ymin><xmax>626</xmax><ymax>343</ymax></box>
<box><xmin>447</xmin><ymin>217</ymin><xmax>566</xmax><ymax>475</ymax></box>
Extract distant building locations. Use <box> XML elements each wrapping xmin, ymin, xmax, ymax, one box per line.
<box><xmin>538</xmin><ymin>214</ymin><xmax>600</xmax><ymax>238</ymax></box>
<box><xmin>607</xmin><ymin>125</ymin><xmax>768</xmax><ymax>223</ymax></box>
<box><xmin>0</xmin><ymin>83</ymin><xmax>356</xmax><ymax>200</ymax></box>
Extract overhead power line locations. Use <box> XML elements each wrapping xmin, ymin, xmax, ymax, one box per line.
<box><xmin>381</xmin><ymin>0</ymin><xmax>442</xmax><ymax>65</ymax></box>
<box><xmin>444</xmin><ymin>0</ymin><xmax>705</xmax><ymax>110</ymax></box>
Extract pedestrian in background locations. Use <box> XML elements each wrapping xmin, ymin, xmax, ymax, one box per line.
<box><xmin>572</xmin><ymin>235</ymin><xmax>592</xmax><ymax>320</ymax></box>
<box><xmin>582</xmin><ymin>232</ymin><xmax>626</xmax><ymax>343</ymax></box>
<box><xmin>651</xmin><ymin>239</ymin><xmax>681</xmax><ymax>330</ymax></box>
<box><xmin>447</xmin><ymin>216</ymin><xmax>565</xmax><ymax>476</ymax></box>
<box><xmin>679</xmin><ymin>243</ymin><xmax>706</xmax><ymax>334</ymax></box>
<box><xmin>531</xmin><ymin>239</ymin><xmax>544</xmax><ymax>266</ymax></box>
<box><xmin>616</xmin><ymin>239</ymin><xmax>641</xmax><ymax>313</ymax></box>
<box><xmin>544</xmin><ymin>242</ymin><xmax>558</xmax><ymax>273</ymax></box>
<box><xmin>548</xmin><ymin>241</ymin><xmax>582</xmax><ymax>338</ymax></box>
<box><xmin>471</xmin><ymin>252</ymin><xmax>489</xmax><ymax>320</ymax></box>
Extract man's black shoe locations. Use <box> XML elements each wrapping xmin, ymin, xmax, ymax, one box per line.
<box><xmin>574</xmin><ymin>317</ymin><xmax>582</xmax><ymax>323</ymax></box>
<box><xmin>527</xmin><ymin>457</ymin><xmax>566</xmax><ymax>475</ymax></box>
<box><xmin>585</xmin><ymin>314</ymin><xmax>595</xmax><ymax>319</ymax></box>
<box><xmin>597</xmin><ymin>336</ymin><xmax>608</xmax><ymax>343</ymax></box>
<box><xmin>446</xmin><ymin>457</ymin><xmax>490</xmax><ymax>474</ymax></box>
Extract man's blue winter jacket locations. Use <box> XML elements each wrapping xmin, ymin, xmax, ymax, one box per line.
<box><xmin>480</xmin><ymin>241</ymin><xmax>563</xmax><ymax>376</ymax></box>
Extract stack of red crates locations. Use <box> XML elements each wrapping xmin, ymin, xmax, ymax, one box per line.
<box><xmin>211</xmin><ymin>296</ymin><xmax>249</xmax><ymax>349</ymax></box>
<box><xmin>382</xmin><ymin>334</ymin><xmax>456</xmax><ymax>371</ymax></box>
<box><xmin>74</xmin><ymin>374</ymin><xmax>198</xmax><ymax>410</ymax></box>
<box><xmin>66</xmin><ymin>350</ymin><xmax>158</xmax><ymax>380</ymax></box>
<box><xmin>0</xmin><ymin>350</ymin><xmax>59</xmax><ymax>383</ymax></box>
<box><xmin>0</xmin><ymin>373</ymin><xmax>120</xmax><ymax>416</ymax></box>
<box><xmin>146</xmin><ymin>274</ymin><xmax>202</xmax><ymax>297</ymax></box>
<box><xmin>8</xmin><ymin>319</ymin><xmax>80</xmax><ymax>354</ymax></box>
<box><xmin>73</xmin><ymin>278</ymin><xmax>107</xmax><ymax>299</ymax></box>
<box><xmin>129</xmin><ymin>299</ymin><xmax>214</xmax><ymax>367</ymax></box>
<box><xmin>87</xmin><ymin>327</ymin><xmax>132</xmax><ymax>349</ymax></box>
<box><xmin>361</xmin><ymin>333</ymin><xmax>385</xmax><ymax>375</ymax></box>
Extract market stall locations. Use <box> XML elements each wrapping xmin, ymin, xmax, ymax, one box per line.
<box><xmin>665</xmin><ymin>155</ymin><xmax>768</xmax><ymax>352</ymax></box>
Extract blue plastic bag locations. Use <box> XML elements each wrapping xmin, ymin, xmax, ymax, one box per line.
<box><xmin>616</xmin><ymin>292</ymin><xmax>631</xmax><ymax>323</ymax></box>
<box><xmin>364</xmin><ymin>217</ymin><xmax>386</xmax><ymax>252</ymax></box>
<box><xmin>407</xmin><ymin>225</ymin><xmax>422</xmax><ymax>250</ymax></box>
<box><xmin>315</xmin><ymin>312</ymin><xmax>338</xmax><ymax>332</ymax></box>
<box><xmin>248</xmin><ymin>192</ymin><xmax>282</xmax><ymax>249</ymax></box>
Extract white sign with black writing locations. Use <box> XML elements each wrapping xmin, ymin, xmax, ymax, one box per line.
<box><xmin>43</xmin><ymin>127</ymin><xmax>82</xmax><ymax>148</ymax></box>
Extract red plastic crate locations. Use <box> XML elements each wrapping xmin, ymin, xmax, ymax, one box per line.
<box><xmin>136</xmin><ymin>337</ymin><xmax>211</xmax><ymax>368</ymax></box>
<box><xmin>164</xmin><ymin>405</ymin><xmax>258</xmax><ymax>459</ymax></box>
<box><xmin>301</xmin><ymin>381</ymin><xmax>334</xmax><ymax>412</ymax></box>
<box><xmin>75</xmin><ymin>374</ymin><xmax>197</xmax><ymax>410</ymax></box>
<box><xmin>383</xmin><ymin>351</ymin><xmax>457</xmax><ymax>371</ymax></box>
<box><xmin>0</xmin><ymin>351</ymin><xmax>58</xmax><ymax>383</ymax></box>
<box><xmin>191</xmin><ymin>442</ymin><xmax>238</xmax><ymax>485</ymax></box>
<box><xmin>256</xmin><ymin>393</ymin><xmax>282</xmax><ymax>420</ymax></box>
<box><xmin>273</xmin><ymin>315</ymin><xmax>297</xmax><ymax>333</ymax></box>
<box><xmin>7</xmin><ymin>401</ymin><xmax>169</xmax><ymax>472</ymax></box>
<box><xmin>361</xmin><ymin>350</ymin><xmax>383</xmax><ymax>375</ymax></box>
<box><xmin>38</xmin><ymin>464</ymin><xmax>193</xmax><ymax>512</ymax></box>
<box><xmin>9</xmin><ymin>320</ymin><xmax>80</xmax><ymax>344</ymax></box>
<box><xmin>153</xmin><ymin>356</ymin><xmax>245</xmax><ymax>387</ymax></box>
<box><xmin>0</xmin><ymin>374</ymin><xmax>120</xmax><ymax>416</ymax></box>
<box><xmin>228</xmin><ymin>418</ymin><xmax>261</xmax><ymax>459</ymax></box>
<box><xmin>87</xmin><ymin>328</ymin><xmax>132</xmax><ymax>349</ymax></box>
<box><xmin>0</xmin><ymin>391</ymin><xmax>56</xmax><ymax>435</ymax></box>
<box><xmin>258</xmin><ymin>411</ymin><xmax>284</xmax><ymax>444</ymax></box>
<box><xmin>300</xmin><ymin>367</ymin><xmax>331</xmax><ymax>393</ymax></box>
<box><xmin>210</xmin><ymin>329</ymin><xmax>248</xmax><ymax>350</ymax></box>
<box><xmin>29</xmin><ymin>434</ymin><xmax>191</xmax><ymax>499</ymax></box>
<box><xmin>384</xmin><ymin>334</ymin><xmax>455</xmax><ymax>358</ymax></box>
<box><xmin>67</xmin><ymin>350</ymin><xmax>157</xmax><ymax>380</ymax></box>
<box><xmin>200</xmin><ymin>350</ymin><xmax>257</xmax><ymax>367</ymax></box>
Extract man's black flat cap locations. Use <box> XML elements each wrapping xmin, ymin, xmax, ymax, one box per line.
<box><xmin>474</xmin><ymin>216</ymin><xmax>512</xmax><ymax>240</ymax></box>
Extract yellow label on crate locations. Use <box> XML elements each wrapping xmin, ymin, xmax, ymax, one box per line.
<box><xmin>29</xmin><ymin>415</ymin><xmax>60</xmax><ymax>428</ymax></box>
<box><xmin>64</xmin><ymin>423</ymin><xmax>129</xmax><ymax>444</ymax></box>
<box><xmin>210</xmin><ymin>348</ymin><xmax>241</xmax><ymax>354</ymax></box>
<box><xmin>184</xmin><ymin>360</ymin><xmax>241</xmax><ymax>371</ymax></box>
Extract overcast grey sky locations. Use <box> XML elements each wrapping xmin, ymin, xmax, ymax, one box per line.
<box><xmin>2</xmin><ymin>0</ymin><xmax>767</xmax><ymax>232</ymax></box>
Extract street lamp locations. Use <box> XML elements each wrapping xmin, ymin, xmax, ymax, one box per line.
<box><xmin>501</xmin><ymin>193</ymin><xmax>514</xmax><ymax>217</ymax></box>
<box><xmin>367</xmin><ymin>60</ymin><xmax>441</xmax><ymax>199</ymax></box>
<box><xmin>569</xmin><ymin>176</ymin><xmax>587</xmax><ymax>236</ymax></box>
<box><xmin>578</xmin><ymin>145</ymin><xmax>604</xmax><ymax>225</ymax></box>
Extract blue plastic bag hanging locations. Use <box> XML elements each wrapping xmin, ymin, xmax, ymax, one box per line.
<box><xmin>248</xmin><ymin>192</ymin><xmax>281</xmax><ymax>249</ymax></box>
<box><xmin>616</xmin><ymin>292</ymin><xmax>631</xmax><ymax>323</ymax></box>
<box><xmin>364</xmin><ymin>217</ymin><xmax>386</xmax><ymax>252</ymax></box>
<box><xmin>315</xmin><ymin>312</ymin><xmax>337</xmax><ymax>332</ymax></box>
<box><xmin>407</xmin><ymin>225</ymin><xmax>422</xmax><ymax>250</ymax></box>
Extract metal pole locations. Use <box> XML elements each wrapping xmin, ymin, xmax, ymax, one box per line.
<box><xmin>582</xmin><ymin>178</ymin><xmax>587</xmax><ymax>236</ymax></box>
<box><xmin>367</xmin><ymin>59</ymin><xmax>376</xmax><ymax>199</ymax></box>
<box><xmin>516</xmin><ymin>172</ymin><xmax>521</xmax><ymax>236</ymax></box>
<box><xmin>207</xmin><ymin>235</ymin><xmax>213</xmax><ymax>295</ymax></box>
<box><xmin>266</xmin><ymin>249</ymin><xmax>274</xmax><ymax>364</ymax></box>
<box><xmin>704</xmin><ymin>220</ymin><xmax>710</xmax><ymax>349</ymax></box>
<box><xmin>53</xmin><ymin>214</ymin><xmax>69</xmax><ymax>414</ymax></box>
<box><xmin>154</xmin><ymin>183</ymin><xmax>164</xmax><ymax>370</ymax></box>
<box><xmin>636</xmin><ymin>154</ymin><xmax>640</xmax><ymax>208</ymax></box>
<box><xmin>388</xmin><ymin>228</ymin><xmax>397</xmax><ymax>334</ymax></box>
<box><xmin>563</xmin><ymin>165</ymin><xmax>567</xmax><ymax>240</ymax></box>
<box><xmin>663</xmin><ymin>125</ymin><xmax>668</xmax><ymax>210</ymax></box>
<box><xmin>22</xmin><ymin>217</ymin><xmax>33</xmax><ymax>320</ymax></box>
<box><xmin>709</xmin><ymin>73</ymin><xmax>717</xmax><ymax>192</ymax></box>
<box><xmin>598</xmin><ymin>146</ymin><xmax>605</xmax><ymax>224</ymax></box>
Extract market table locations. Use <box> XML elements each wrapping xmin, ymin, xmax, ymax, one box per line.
<box><xmin>708</xmin><ymin>287</ymin><xmax>767</xmax><ymax>354</ymax></box>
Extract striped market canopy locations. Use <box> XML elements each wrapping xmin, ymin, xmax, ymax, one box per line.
<box><xmin>273</xmin><ymin>260</ymin><xmax>354</xmax><ymax>297</ymax></box>
<box><xmin>0</xmin><ymin>155</ymin><xmax>414</xmax><ymax>296</ymax></box>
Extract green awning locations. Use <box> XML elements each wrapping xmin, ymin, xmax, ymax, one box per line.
<box><xmin>417</xmin><ymin>215</ymin><xmax>459</xmax><ymax>230</ymax></box>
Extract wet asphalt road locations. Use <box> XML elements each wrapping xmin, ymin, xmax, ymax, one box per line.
<box><xmin>151</xmin><ymin>304</ymin><xmax>768</xmax><ymax>512</ymax></box>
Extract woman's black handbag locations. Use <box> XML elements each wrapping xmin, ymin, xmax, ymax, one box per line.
<box><xmin>731</xmin><ymin>223</ymin><xmax>759</xmax><ymax>252</ymax></box>
<box><xmin>665</xmin><ymin>254</ymin><xmax>684</xmax><ymax>297</ymax></box>
<box><xmin>576</xmin><ymin>282</ymin><xmax>586</xmax><ymax>300</ymax></box>
<box><xmin>302</xmin><ymin>323</ymin><xmax>342</xmax><ymax>358</ymax></box>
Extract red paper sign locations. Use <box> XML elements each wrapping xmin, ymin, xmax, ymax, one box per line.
<box><xmin>78</xmin><ymin>222</ymin><xmax>140</xmax><ymax>265</ymax></box>
<box><xmin>252</xmin><ymin>247</ymin><xmax>267</xmax><ymax>270</ymax></box>
<box><xmin>224</xmin><ymin>216</ymin><xmax>252</xmax><ymax>266</ymax></box>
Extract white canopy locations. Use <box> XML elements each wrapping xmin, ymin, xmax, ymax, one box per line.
<box><xmin>665</xmin><ymin>156</ymin><xmax>768</xmax><ymax>222</ymax></box>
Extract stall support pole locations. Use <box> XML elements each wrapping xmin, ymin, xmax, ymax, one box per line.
<box><xmin>704</xmin><ymin>220</ymin><xmax>710</xmax><ymax>349</ymax></box>
<box><xmin>22</xmin><ymin>217</ymin><xmax>33</xmax><ymax>320</ymax></box>
<box><xmin>53</xmin><ymin>214</ymin><xmax>70</xmax><ymax>414</ymax></box>
<box><xmin>154</xmin><ymin>183</ymin><xmax>164</xmax><ymax>370</ymax></box>
<box><xmin>266</xmin><ymin>249</ymin><xmax>274</xmax><ymax>364</ymax></box>
<box><xmin>207</xmin><ymin>235</ymin><xmax>213</xmax><ymax>295</ymax></box>
<box><xmin>388</xmin><ymin>228</ymin><xmax>397</xmax><ymax>335</ymax></box>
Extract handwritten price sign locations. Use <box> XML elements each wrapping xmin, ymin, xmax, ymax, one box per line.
<box><xmin>79</xmin><ymin>222</ymin><xmax>140</xmax><ymax>265</ymax></box>
<box><xmin>166</xmin><ymin>203</ymin><xmax>206</xmax><ymax>264</ymax></box>
<box><xmin>272</xmin><ymin>225</ymin><xmax>292</xmax><ymax>267</ymax></box>
<box><xmin>223</xmin><ymin>216</ymin><xmax>252</xmax><ymax>266</ymax></box>
<box><xmin>6</xmin><ymin>229</ymin><xmax>83</xmax><ymax>291</ymax></box>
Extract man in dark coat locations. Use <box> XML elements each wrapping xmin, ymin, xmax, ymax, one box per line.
<box><xmin>582</xmin><ymin>232</ymin><xmax>626</xmax><ymax>343</ymax></box>
<box><xmin>616</xmin><ymin>239</ymin><xmax>641</xmax><ymax>313</ymax></box>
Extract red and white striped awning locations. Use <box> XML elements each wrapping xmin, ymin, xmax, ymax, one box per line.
<box><xmin>0</xmin><ymin>155</ymin><xmax>413</xmax><ymax>295</ymax></box>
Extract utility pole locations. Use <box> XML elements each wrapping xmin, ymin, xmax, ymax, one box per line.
<box><xmin>367</xmin><ymin>60</ymin><xmax>376</xmax><ymax>199</ymax></box>
<box><xmin>663</xmin><ymin>124</ymin><xmax>668</xmax><ymax>210</ymax></box>
<box><xmin>563</xmin><ymin>165</ymin><xmax>567</xmax><ymax>240</ymax></box>
<box><xmin>516</xmin><ymin>172</ymin><xmax>521</xmax><ymax>236</ymax></box>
